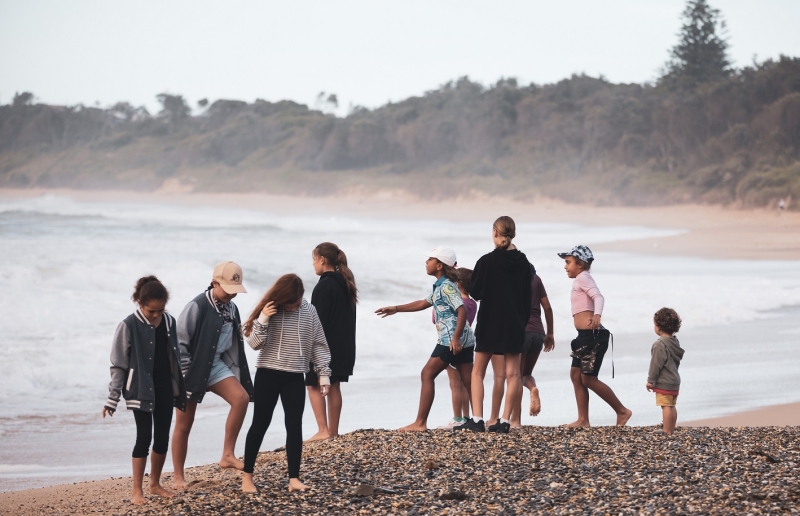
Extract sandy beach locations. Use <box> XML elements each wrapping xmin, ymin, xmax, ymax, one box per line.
<box><xmin>684</xmin><ymin>401</ymin><xmax>800</xmax><ymax>427</ymax></box>
<box><xmin>3</xmin><ymin>187</ymin><xmax>799</xmax><ymax>261</ymax></box>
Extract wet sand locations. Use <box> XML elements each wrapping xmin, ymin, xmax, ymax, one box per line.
<box><xmin>684</xmin><ymin>401</ymin><xmax>800</xmax><ymax>427</ymax></box>
<box><xmin>3</xmin><ymin>187</ymin><xmax>799</xmax><ymax>260</ymax></box>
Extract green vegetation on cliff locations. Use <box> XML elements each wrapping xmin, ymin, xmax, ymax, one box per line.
<box><xmin>1</xmin><ymin>1</ymin><xmax>798</xmax><ymax>206</ymax></box>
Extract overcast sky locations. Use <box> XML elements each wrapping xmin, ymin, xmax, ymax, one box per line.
<box><xmin>1</xmin><ymin>0</ymin><xmax>798</xmax><ymax>115</ymax></box>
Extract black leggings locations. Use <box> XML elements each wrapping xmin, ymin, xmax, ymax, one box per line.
<box><xmin>132</xmin><ymin>377</ymin><xmax>174</xmax><ymax>458</ymax></box>
<box><xmin>243</xmin><ymin>368</ymin><xmax>306</xmax><ymax>477</ymax></box>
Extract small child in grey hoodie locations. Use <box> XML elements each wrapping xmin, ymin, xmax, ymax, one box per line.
<box><xmin>646</xmin><ymin>308</ymin><xmax>685</xmax><ymax>435</ymax></box>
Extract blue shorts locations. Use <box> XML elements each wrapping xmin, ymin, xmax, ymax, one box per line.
<box><xmin>208</xmin><ymin>355</ymin><xmax>235</xmax><ymax>387</ymax></box>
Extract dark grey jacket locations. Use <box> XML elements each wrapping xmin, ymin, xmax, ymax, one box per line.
<box><xmin>177</xmin><ymin>291</ymin><xmax>254</xmax><ymax>403</ymax></box>
<box><xmin>647</xmin><ymin>335</ymin><xmax>685</xmax><ymax>391</ymax></box>
<box><xmin>106</xmin><ymin>310</ymin><xmax>187</xmax><ymax>413</ymax></box>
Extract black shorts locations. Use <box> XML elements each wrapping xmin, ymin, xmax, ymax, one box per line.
<box><xmin>304</xmin><ymin>367</ymin><xmax>349</xmax><ymax>387</ymax></box>
<box><xmin>523</xmin><ymin>332</ymin><xmax>545</xmax><ymax>354</ymax></box>
<box><xmin>431</xmin><ymin>345</ymin><xmax>474</xmax><ymax>365</ymax></box>
<box><xmin>570</xmin><ymin>329</ymin><xmax>609</xmax><ymax>377</ymax></box>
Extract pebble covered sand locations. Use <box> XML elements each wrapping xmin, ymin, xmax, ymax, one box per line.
<box><xmin>4</xmin><ymin>426</ymin><xmax>799</xmax><ymax>515</ymax></box>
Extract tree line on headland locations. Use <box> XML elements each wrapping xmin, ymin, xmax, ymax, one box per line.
<box><xmin>1</xmin><ymin>0</ymin><xmax>798</xmax><ymax>207</ymax></box>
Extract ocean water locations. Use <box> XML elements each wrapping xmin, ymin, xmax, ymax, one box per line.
<box><xmin>1</xmin><ymin>194</ymin><xmax>799</xmax><ymax>491</ymax></box>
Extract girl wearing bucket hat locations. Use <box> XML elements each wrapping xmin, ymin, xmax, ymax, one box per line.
<box><xmin>170</xmin><ymin>261</ymin><xmax>254</xmax><ymax>490</ymax></box>
<box><xmin>558</xmin><ymin>245</ymin><xmax>632</xmax><ymax>427</ymax></box>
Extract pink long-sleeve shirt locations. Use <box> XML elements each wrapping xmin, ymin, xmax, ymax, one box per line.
<box><xmin>571</xmin><ymin>271</ymin><xmax>604</xmax><ymax>316</ymax></box>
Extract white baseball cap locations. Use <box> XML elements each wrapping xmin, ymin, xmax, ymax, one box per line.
<box><xmin>424</xmin><ymin>246</ymin><xmax>457</xmax><ymax>267</ymax></box>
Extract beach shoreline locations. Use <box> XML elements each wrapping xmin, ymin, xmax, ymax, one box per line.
<box><xmin>1</xmin><ymin>425</ymin><xmax>797</xmax><ymax>514</ymax></box>
<box><xmin>2</xmin><ymin>187</ymin><xmax>799</xmax><ymax>260</ymax></box>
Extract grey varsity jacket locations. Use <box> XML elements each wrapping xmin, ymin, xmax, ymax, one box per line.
<box><xmin>177</xmin><ymin>291</ymin><xmax>254</xmax><ymax>403</ymax></box>
<box><xmin>106</xmin><ymin>310</ymin><xmax>187</xmax><ymax>413</ymax></box>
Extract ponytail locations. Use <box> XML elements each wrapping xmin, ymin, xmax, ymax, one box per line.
<box><xmin>493</xmin><ymin>216</ymin><xmax>516</xmax><ymax>249</ymax></box>
<box><xmin>441</xmin><ymin>263</ymin><xmax>459</xmax><ymax>283</ymax></box>
<box><xmin>314</xmin><ymin>242</ymin><xmax>359</xmax><ymax>305</ymax></box>
<box><xmin>132</xmin><ymin>275</ymin><xmax>169</xmax><ymax>306</ymax></box>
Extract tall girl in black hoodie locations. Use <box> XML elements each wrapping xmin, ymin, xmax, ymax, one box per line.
<box><xmin>306</xmin><ymin>242</ymin><xmax>358</xmax><ymax>441</ymax></box>
<box><xmin>455</xmin><ymin>216</ymin><xmax>532</xmax><ymax>434</ymax></box>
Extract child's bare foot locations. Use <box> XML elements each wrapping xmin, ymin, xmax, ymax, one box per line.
<box><xmin>616</xmin><ymin>408</ymin><xmax>633</xmax><ymax>426</ymax></box>
<box><xmin>288</xmin><ymin>478</ymin><xmax>309</xmax><ymax>492</ymax></box>
<box><xmin>172</xmin><ymin>477</ymin><xmax>189</xmax><ymax>491</ymax></box>
<box><xmin>305</xmin><ymin>430</ymin><xmax>331</xmax><ymax>442</ymax></box>
<box><xmin>242</xmin><ymin>473</ymin><xmax>259</xmax><ymax>493</ymax></box>
<box><xmin>398</xmin><ymin>422</ymin><xmax>428</xmax><ymax>432</ymax></box>
<box><xmin>131</xmin><ymin>491</ymin><xmax>147</xmax><ymax>505</ymax></box>
<box><xmin>529</xmin><ymin>387</ymin><xmax>541</xmax><ymax>416</ymax></box>
<box><xmin>149</xmin><ymin>484</ymin><xmax>175</xmax><ymax>498</ymax></box>
<box><xmin>219</xmin><ymin>454</ymin><xmax>244</xmax><ymax>470</ymax></box>
<box><xmin>564</xmin><ymin>419</ymin><xmax>590</xmax><ymax>428</ymax></box>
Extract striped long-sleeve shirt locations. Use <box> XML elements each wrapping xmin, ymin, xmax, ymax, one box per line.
<box><xmin>246</xmin><ymin>299</ymin><xmax>332</xmax><ymax>382</ymax></box>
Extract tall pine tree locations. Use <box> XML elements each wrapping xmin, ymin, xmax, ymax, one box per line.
<box><xmin>662</xmin><ymin>0</ymin><xmax>731</xmax><ymax>88</ymax></box>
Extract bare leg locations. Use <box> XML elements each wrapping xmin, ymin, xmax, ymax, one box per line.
<box><xmin>399</xmin><ymin>357</ymin><xmax>448</xmax><ymax>431</ymax></box>
<box><xmin>131</xmin><ymin>457</ymin><xmax>147</xmax><ymax>505</ymax></box>
<box><xmin>662</xmin><ymin>406</ymin><xmax>677</xmax><ymax>434</ymax></box>
<box><xmin>566</xmin><ymin>366</ymin><xmax>590</xmax><ymax>427</ymax></box>
<box><xmin>581</xmin><ymin>375</ymin><xmax>632</xmax><ymax>426</ymax></box>
<box><xmin>171</xmin><ymin>401</ymin><xmax>197</xmax><ymax>489</ymax></box>
<box><xmin>446</xmin><ymin>367</ymin><xmax>463</xmax><ymax>418</ymax></box>
<box><xmin>470</xmin><ymin>352</ymin><xmax>492</xmax><ymax>419</ymax></box>
<box><xmin>517</xmin><ymin>350</ymin><xmax>541</xmax><ymax>421</ymax></box>
<box><xmin>488</xmin><ymin>354</ymin><xmax>505</xmax><ymax>423</ymax></box>
<box><xmin>305</xmin><ymin>385</ymin><xmax>330</xmax><ymax>441</ymax></box>
<box><xmin>147</xmin><ymin>452</ymin><xmax>174</xmax><ymax>498</ymax></box>
<box><xmin>454</xmin><ymin>362</ymin><xmax>473</xmax><ymax>415</ymax></box>
<box><xmin>289</xmin><ymin>478</ymin><xmax>309</xmax><ymax>492</ymax></box>
<box><xmin>327</xmin><ymin>383</ymin><xmax>343</xmax><ymax>437</ymax></box>
<box><xmin>459</xmin><ymin>383</ymin><xmax>470</xmax><ymax>418</ymax></box>
<box><xmin>242</xmin><ymin>472</ymin><xmax>258</xmax><ymax>493</ymax></box>
<box><xmin>502</xmin><ymin>353</ymin><xmax>522</xmax><ymax>422</ymax></box>
<box><xmin>207</xmin><ymin>377</ymin><xmax>250</xmax><ymax>469</ymax></box>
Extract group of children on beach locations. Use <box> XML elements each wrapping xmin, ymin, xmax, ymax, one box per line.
<box><xmin>104</xmin><ymin>217</ymin><xmax>686</xmax><ymax>505</ymax></box>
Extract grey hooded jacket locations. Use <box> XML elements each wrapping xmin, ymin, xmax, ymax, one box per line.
<box><xmin>106</xmin><ymin>310</ymin><xmax>187</xmax><ymax>413</ymax></box>
<box><xmin>177</xmin><ymin>291</ymin><xmax>254</xmax><ymax>403</ymax></box>
<box><xmin>647</xmin><ymin>335</ymin><xmax>685</xmax><ymax>391</ymax></box>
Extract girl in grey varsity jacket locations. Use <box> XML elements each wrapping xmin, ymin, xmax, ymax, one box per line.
<box><xmin>102</xmin><ymin>276</ymin><xmax>185</xmax><ymax>505</ymax></box>
<box><xmin>240</xmin><ymin>274</ymin><xmax>332</xmax><ymax>493</ymax></box>
<box><xmin>171</xmin><ymin>261</ymin><xmax>253</xmax><ymax>490</ymax></box>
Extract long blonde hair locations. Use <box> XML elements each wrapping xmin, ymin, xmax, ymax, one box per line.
<box><xmin>493</xmin><ymin>216</ymin><xmax>516</xmax><ymax>249</ymax></box>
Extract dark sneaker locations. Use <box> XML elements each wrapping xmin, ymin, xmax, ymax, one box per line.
<box><xmin>453</xmin><ymin>418</ymin><xmax>485</xmax><ymax>432</ymax></box>
<box><xmin>487</xmin><ymin>420</ymin><xmax>510</xmax><ymax>434</ymax></box>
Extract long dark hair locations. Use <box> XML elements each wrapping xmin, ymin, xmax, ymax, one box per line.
<box><xmin>440</xmin><ymin>262</ymin><xmax>460</xmax><ymax>283</ymax></box>
<box><xmin>314</xmin><ymin>242</ymin><xmax>358</xmax><ymax>305</ymax></box>
<box><xmin>242</xmin><ymin>274</ymin><xmax>304</xmax><ymax>337</ymax></box>
<box><xmin>132</xmin><ymin>276</ymin><xmax>169</xmax><ymax>306</ymax></box>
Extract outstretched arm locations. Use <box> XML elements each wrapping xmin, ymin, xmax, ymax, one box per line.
<box><xmin>375</xmin><ymin>300</ymin><xmax>432</xmax><ymax>318</ymax></box>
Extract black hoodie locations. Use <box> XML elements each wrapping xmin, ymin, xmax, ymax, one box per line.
<box><xmin>311</xmin><ymin>271</ymin><xmax>357</xmax><ymax>376</ymax></box>
<box><xmin>470</xmin><ymin>248</ymin><xmax>533</xmax><ymax>352</ymax></box>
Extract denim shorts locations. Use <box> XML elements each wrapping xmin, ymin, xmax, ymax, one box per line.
<box><xmin>208</xmin><ymin>354</ymin><xmax>235</xmax><ymax>387</ymax></box>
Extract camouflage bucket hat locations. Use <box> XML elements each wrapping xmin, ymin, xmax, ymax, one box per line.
<box><xmin>557</xmin><ymin>244</ymin><xmax>594</xmax><ymax>263</ymax></box>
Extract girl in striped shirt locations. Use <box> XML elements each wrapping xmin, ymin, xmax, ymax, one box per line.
<box><xmin>240</xmin><ymin>274</ymin><xmax>332</xmax><ymax>493</ymax></box>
